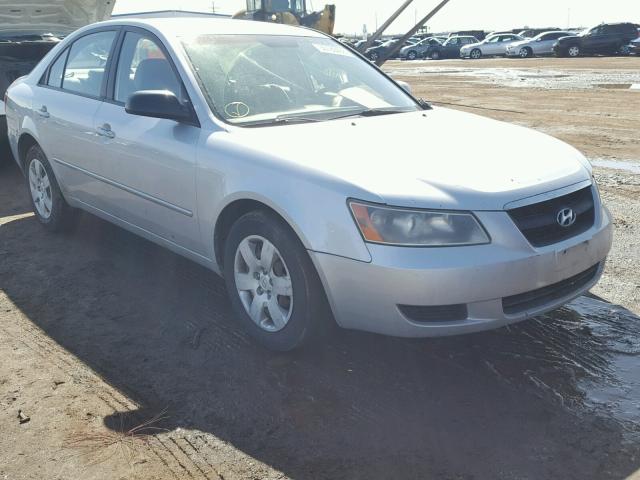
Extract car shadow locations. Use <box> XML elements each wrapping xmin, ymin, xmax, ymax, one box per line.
<box><xmin>1</xmin><ymin>162</ymin><xmax>639</xmax><ymax>479</ymax></box>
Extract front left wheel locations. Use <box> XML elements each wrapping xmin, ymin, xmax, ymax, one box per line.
<box><xmin>25</xmin><ymin>144</ymin><xmax>77</xmax><ymax>231</ymax></box>
<box><xmin>223</xmin><ymin>210</ymin><xmax>329</xmax><ymax>351</ymax></box>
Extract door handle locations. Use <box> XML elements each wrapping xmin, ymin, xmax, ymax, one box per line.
<box><xmin>96</xmin><ymin>123</ymin><xmax>115</xmax><ymax>139</ymax></box>
<box><xmin>37</xmin><ymin>105</ymin><xmax>50</xmax><ymax>118</ymax></box>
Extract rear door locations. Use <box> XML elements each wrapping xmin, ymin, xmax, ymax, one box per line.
<box><xmin>90</xmin><ymin>28</ymin><xmax>203</xmax><ymax>254</ymax></box>
<box><xmin>33</xmin><ymin>28</ymin><xmax>119</xmax><ymax>207</ymax></box>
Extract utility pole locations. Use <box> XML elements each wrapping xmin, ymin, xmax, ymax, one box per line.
<box><xmin>376</xmin><ymin>0</ymin><xmax>453</xmax><ymax>66</ymax></box>
<box><xmin>359</xmin><ymin>0</ymin><xmax>416</xmax><ymax>52</ymax></box>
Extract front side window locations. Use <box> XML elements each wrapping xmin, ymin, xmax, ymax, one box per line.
<box><xmin>182</xmin><ymin>35</ymin><xmax>419</xmax><ymax>126</ymax></box>
<box><xmin>114</xmin><ymin>31</ymin><xmax>182</xmax><ymax>104</ymax></box>
<box><xmin>62</xmin><ymin>30</ymin><xmax>117</xmax><ymax>97</ymax></box>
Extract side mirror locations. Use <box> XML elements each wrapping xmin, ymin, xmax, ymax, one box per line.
<box><xmin>396</xmin><ymin>80</ymin><xmax>412</xmax><ymax>95</ymax></box>
<box><xmin>125</xmin><ymin>90</ymin><xmax>192</xmax><ymax>123</ymax></box>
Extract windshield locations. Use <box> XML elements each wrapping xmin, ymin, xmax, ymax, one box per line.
<box><xmin>182</xmin><ymin>34</ymin><xmax>419</xmax><ymax>126</ymax></box>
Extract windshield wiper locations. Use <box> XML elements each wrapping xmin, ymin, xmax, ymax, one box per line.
<box><xmin>328</xmin><ymin>108</ymin><xmax>414</xmax><ymax>121</ymax></box>
<box><xmin>242</xmin><ymin>115</ymin><xmax>323</xmax><ymax>128</ymax></box>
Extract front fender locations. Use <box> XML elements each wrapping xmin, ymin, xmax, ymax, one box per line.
<box><xmin>196</xmin><ymin>133</ymin><xmax>376</xmax><ymax>268</ymax></box>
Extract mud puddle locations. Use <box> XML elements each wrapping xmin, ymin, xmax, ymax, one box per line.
<box><xmin>387</xmin><ymin>65</ymin><xmax>640</xmax><ymax>89</ymax></box>
<box><xmin>474</xmin><ymin>295</ymin><xmax>640</xmax><ymax>438</ymax></box>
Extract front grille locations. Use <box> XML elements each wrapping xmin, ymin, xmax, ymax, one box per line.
<box><xmin>502</xmin><ymin>263</ymin><xmax>600</xmax><ymax>315</ymax></box>
<box><xmin>398</xmin><ymin>304</ymin><xmax>468</xmax><ymax>323</ymax></box>
<box><xmin>507</xmin><ymin>186</ymin><xmax>595</xmax><ymax>247</ymax></box>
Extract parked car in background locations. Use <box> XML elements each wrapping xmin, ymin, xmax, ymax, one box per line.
<box><xmin>506</xmin><ymin>31</ymin><xmax>573</xmax><ymax>58</ymax></box>
<box><xmin>399</xmin><ymin>37</ymin><xmax>443</xmax><ymax>60</ymax></box>
<box><xmin>518</xmin><ymin>28</ymin><xmax>561</xmax><ymax>39</ymax></box>
<box><xmin>426</xmin><ymin>35</ymin><xmax>478</xmax><ymax>60</ymax></box>
<box><xmin>366</xmin><ymin>38</ymin><xmax>416</xmax><ymax>61</ymax></box>
<box><xmin>630</xmin><ymin>37</ymin><xmax>640</xmax><ymax>55</ymax></box>
<box><xmin>353</xmin><ymin>38</ymin><xmax>382</xmax><ymax>51</ymax></box>
<box><xmin>0</xmin><ymin>0</ymin><xmax>113</xmax><ymax>160</ymax></box>
<box><xmin>6</xmin><ymin>17</ymin><xmax>612</xmax><ymax>351</ymax></box>
<box><xmin>553</xmin><ymin>23</ymin><xmax>640</xmax><ymax>57</ymax></box>
<box><xmin>460</xmin><ymin>33</ymin><xmax>523</xmax><ymax>59</ymax></box>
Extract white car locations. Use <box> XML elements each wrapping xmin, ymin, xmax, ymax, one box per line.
<box><xmin>6</xmin><ymin>17</ymin><xmax>612</xmax><ymax>351</ymax></box>
<box><xmin>506</xmin><ymin>31</ymin><xmax>574</xmax><ymax>58</ymax></box>
<box><xmin>460</xmin><ymin>33</ymin><xmax>524</xmax><ymax>59</ymax></box>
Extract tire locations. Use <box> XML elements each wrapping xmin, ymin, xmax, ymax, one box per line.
<box><xmin>24</xmin><ymin>144</ymin><xmax>77</xmax><ymax>232</ymax></box>
<box><xmin>407</xmin><ymin>50</ymin><xmax>417</xmax><ymax>60</ymax></box>
<box><xmin>430</xmin><ymin>50</ymin><xmax>440</xmax><ymax>60</ymax></box>
<box><xmin>369</xmin><ymin>51</ymin><xmax>379</xmax><ymax>61</ymax></box>
<box><xmin>223</xmin><ymin>210</ymin><xmax>329</xmax><ymax>351</ymax></box>
<box><xmin>519</xmin><ymin>47</ymin><xmax>532</xmax><ymax>58</ymax></box>
<box><xmin>470</xmin><ymin>48</ymin><xmax>482</xmax><ymax>59</ymax></box>
<box><xmin>618</xmin><ymin>44</ymin><xmax>631</xmax><ymax>56</ymax></box>
<box><xmin>568</xmin><ymin>45</ymin><xmax>580</xmax><ymax>57</ymax></box>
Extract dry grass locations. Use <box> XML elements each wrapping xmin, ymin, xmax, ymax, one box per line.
<box><xmin>64</xmin><ymin>409</ymin><xmax>169</xmax><ymax>466</ymax></box>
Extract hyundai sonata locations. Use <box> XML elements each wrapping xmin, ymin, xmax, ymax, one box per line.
<box><xmin>5</xmin><ymin>17</ymin><xmax>612</xmax><ymax>351</ymax></box>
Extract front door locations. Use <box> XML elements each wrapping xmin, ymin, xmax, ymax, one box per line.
<box><xmin>91</xmin><ymin>30</ymin><xmax>203</xmax><ymax>254</ymax></box>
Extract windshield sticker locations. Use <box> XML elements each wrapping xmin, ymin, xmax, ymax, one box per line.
<box><xmin>312</xmin><ymin>43</ymin><xmax>352</xmax><ymax>56</ymax></box>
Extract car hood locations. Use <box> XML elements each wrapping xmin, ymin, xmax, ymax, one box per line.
<box><xmin>461</xmin><ymin>42</ymin><xmax>483</xmax><ymax>50</ymax></box>
<box><xmin>508</xmin><ymin>39</ymin><xmax>530</xmax><ymax>48</ymax></box>
<box><xmin>227</xmin><ymin>107</ymin><xmax>592</xmax><ymax>211</ymax></box>
<box><xmin>0</xmin><ymin>0</ymin><xmax>114</xmax><ymax>34</ymax></box>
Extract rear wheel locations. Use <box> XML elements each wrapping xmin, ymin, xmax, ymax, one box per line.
<box><xmin>470</xmin><ymin>48</ymin><xmax>482</xmax><ymax>59</ymax></box>
<box><xmin>568</xmin><ymin>46</ymin><xmax>580</xmax><ymax>57</ymax></box>
<box><xmin>223</xmin><ymin>210</ymin><xmax>329</xmax><ymax>351</ymax></box>
<box><xmin>25</xmin><ymin>144</ymin><xmax>77</xmax><ymax>231</ymax></box>
<box><xmin>618</xmin><ymin>44</ymin><xmax>631</xmax><ymax>56</ymax></box>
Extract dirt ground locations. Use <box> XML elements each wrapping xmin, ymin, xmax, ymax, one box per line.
<box><xmin>2</xmin><ymin>56</ymin><xmax>640</xmax><ymax>480</ymax></box>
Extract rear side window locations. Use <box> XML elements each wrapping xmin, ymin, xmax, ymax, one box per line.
<box><xmin>62</xmin><ymin>30</ymin><xmax>117</xmax><ymax>97</ymax></box>
<box><xmin>47</xmin><ymin>48</ymin><xmax>68</xmax><ymax>88</ymax></box>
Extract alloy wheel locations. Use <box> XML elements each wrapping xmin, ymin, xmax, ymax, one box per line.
<box><xmin>234</xmin><ymin>235</ymin><xmax>293</xmax><ymax>333</ymax></box>
<box><xmin>28</xmin><ymin>158</ymin><xmax>53</xmax><ymax>219</ymax></box>
<box><xmin>568</xmin><ymin>46</ymin><xmax>580</xmax><ymax>57</ymax></box>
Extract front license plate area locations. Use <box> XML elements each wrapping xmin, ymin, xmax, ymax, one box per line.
<box><xmin>554</xmin><ymin>239</ymin><xmax>594</xmax><ymax>274</ymax></box>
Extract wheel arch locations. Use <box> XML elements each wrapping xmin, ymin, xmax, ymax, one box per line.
<box><xmin>17</xmin><ymin>132</ymin><xmax>40</xmax><ymax>172</ymax></box>
<box><xmin>213</xmin><ymin>197</ymin><xmax>311</xmax><ymax>272</ymax></box>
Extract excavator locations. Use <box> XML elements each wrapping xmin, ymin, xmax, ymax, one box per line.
<box><xmin>232</xmin><ymin>0</ymin><xmax>336</xmax><ymax>36</ymax></box>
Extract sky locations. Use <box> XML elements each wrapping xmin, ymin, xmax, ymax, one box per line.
<box><xmin>113</xmin><ymin>0</ymin><xmax>640</xmax><ymax>36</ymax></box>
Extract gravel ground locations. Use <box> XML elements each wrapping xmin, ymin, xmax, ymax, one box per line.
<box><xmin>1</xmin><ymin>56</ymin><xmax>640</xmax><ymax>480</ymax></box>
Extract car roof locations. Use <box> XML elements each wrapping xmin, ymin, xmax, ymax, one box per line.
<box><xmin>84</xmin><ymin>16</ymin><xmax>326</xmax><ymax>39</ymax></box>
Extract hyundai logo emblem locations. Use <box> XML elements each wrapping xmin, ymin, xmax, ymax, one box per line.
<box><xmin>557</xmin><ymin>208</ymin><xmax>577</xmax><ymax>228</ymax></box>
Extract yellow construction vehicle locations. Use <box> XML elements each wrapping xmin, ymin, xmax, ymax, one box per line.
<box><xmin>233</xmin><ymin>0</ymin><xmax>336</xmax><ymax>35</ymax></box>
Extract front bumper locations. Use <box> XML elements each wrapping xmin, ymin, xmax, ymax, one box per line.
<box><xmin>310</xmin><ymin>199</ymin><xmax>613</xmax><ymax>338</ymax></box>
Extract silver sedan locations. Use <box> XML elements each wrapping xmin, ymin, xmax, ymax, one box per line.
<box><xmin>6</xmin><ymin>18</ymin><xmax>612</xmax><ymax>351</ymax></box>
<box><xmin>460</xmin><ymin>33</ymin><xmax>523</xmax><ymax>59</ymax></box>
<box><xmin>506</xmin><ymin>31</ymin><xmax>574</xmax><ymax>58</ymax></box>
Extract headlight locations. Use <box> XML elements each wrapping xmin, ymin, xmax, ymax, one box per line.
<box><xmin>349</xmin><ymin>201</ymin><xmax>490</xmax><ymax>247</ymax></box>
